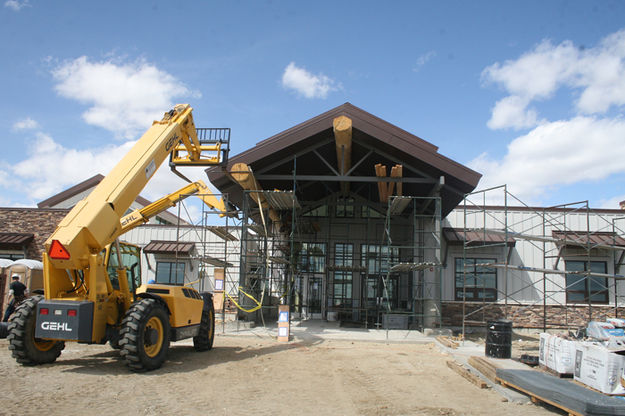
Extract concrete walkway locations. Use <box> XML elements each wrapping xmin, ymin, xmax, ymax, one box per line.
<box><xmin>217</xmin><ymin>319</ymin><xmax>433</xmax><ymax>343</ymax></box>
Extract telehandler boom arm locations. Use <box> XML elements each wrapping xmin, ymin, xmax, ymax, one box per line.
<box><xmin>45</xmin><ymin>104</ymin><xmax>217</xmax><ymax>270</ymax></box>
<box><xmin>119</xmin><ymin>179</ymin><xmax>226</xmax><ymax>235</ymax></box>
<box><xmin>7</xmin><ymin>104</ymin><xmax>222</xmax><ymax>371</ymax></box>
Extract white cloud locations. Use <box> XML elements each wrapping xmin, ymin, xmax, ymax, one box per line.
<box><xmin>413</xmin><ymin>51</ymin><xmax>436</xmax><ymax>72</ymax></box>
<box><xmin>52</xmin><ymin>56</ymin><xmax>198</xmax><ymax>139</ymax></box>
<box><xmin>11</xmin><ymin>132</ymin><xmax>135</xmax><ymax>199</ymax></box>
<box><xmin>3</xmin><ymin>129</ymin><xmax>205</xmax><ymax>210</ymax></box>
<box><xmin>473</xmin><ymin>28</ymin><xmax>625</xmax><ymax>207</ymax></box>
<box><xmin>12</xmin><ymin>117</ymin><xmax>39</xmax><ymax>131</ymax></box>
<box><xmin>281</xmin><ymin>62</ymin><xmax>339</xmax><ymax>99</ymax></box>
<box><xmin>482</xmin><ymin>30</ymin><xmax>625</xmax><ymax>130</ymax></box>
<box><xmin>4</xmin><ymin>0</ymin><xmax>29</xmax><ymax>11</ymax></box>
<box><xmin>598</xmin><ymin>194</ymin><xmax>625</xmax><ymax>210</ymax></box>
<box><xmin>469</xmin><ymin>116</ymin><xmax>625</xmax><ymax>202</ymax></box>
<box><xmin>487</xmin><ymin>96</ymin><xmax>539</xmax><ymax>130</ymax></box>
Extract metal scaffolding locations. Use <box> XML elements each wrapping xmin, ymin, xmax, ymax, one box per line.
<box><xmin>459</xmin><ymin>185</ymin><xmax>625</xmax><ymax>337</ymax></box>
<box><xmin>383</xmin><ymin>196</ymin><xmax>443</xmax><ymax>330</ymax></box>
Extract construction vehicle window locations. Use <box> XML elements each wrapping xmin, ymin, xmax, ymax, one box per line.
<box><xmin>107</xmin><ymin>244</ymin><xmax>141</xmax><ymax>290</ymax></box>
<box><xmin>155</xmin><ymin>261</ymin><xmax>185</xmax><ymax>285</ymax></box>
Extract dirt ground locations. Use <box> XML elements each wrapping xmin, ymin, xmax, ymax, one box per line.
<box><xmin>0</xmin><ymin>334</ymin><xmax>555</xmax><ymax>416</ymax></box>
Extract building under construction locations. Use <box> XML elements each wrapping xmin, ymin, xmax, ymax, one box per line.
<box><xmin>205</xmin><ymin>103</ymin><xmax>481</xmax><ymax>329</ymax></box>
<box><xmin>4</xmin><ymin>102</ymin><xmax>624</xmax><ymax>333</ymax></box>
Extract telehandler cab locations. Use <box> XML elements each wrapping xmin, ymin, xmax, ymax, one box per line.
<box><xmin>7</xmin><ymin>104</ymin><xmax>227</xmax><ymax>371</ymax></box>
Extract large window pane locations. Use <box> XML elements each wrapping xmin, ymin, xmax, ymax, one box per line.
<box><xmin>565</xmin><ymin>260</ymin><xmax>607</xmax><ymax>304</ymax></box>
<box><xmin>332</xmin><ymin>244</ymin><xmax>354</xmax><ymax>306</ymax></box>
<box><xmin>299</xmin><ymin>242</ymin><xmax>326</xmax><ymax>273</ymax></box>
<box><xmin>155</xmin><ymin>261</ymin><xmax>186</xmax><ymax>286</ymax></box>
<box><xmin>455</xmin><ymin>258</ymin><xmax>497</xmax><ymax>301</ymax></box>
<box><xmin>361</xmin><ymin>244</ymin><xmax>399</xmax><ymax>274</ymax></box>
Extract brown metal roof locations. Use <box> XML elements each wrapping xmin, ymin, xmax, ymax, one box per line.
<box><xmin>37</xmin><ymin>174</ymin><xmax>188</xmax><ymax>225</ymax></box>
<box><xmin>552</xmin><ymin>231</ymin><xmax>625</xmax><ymax>247</ymax></box>
<box><xmin>206</xmin><ymin>102</ymin><xmax>481</xmax><ymax>217</ymax></box>
<box><xmin>143</xmin><ymin>241</ymin><xmax>195</xmax><ymax>255</ymax></box>
<box><xmin>0</xmin><ymin>233</ymin><xmax>34</xmax><ymax>249</ymax></box>
<box><xmin>37</xmin><ymin>174</ymin><xmax>105</xmax><ymax>208</ymax></box>
<box><xmin>444</xmin><ymin>228</ymin><xmax>515</xmax><ymax>247</ymax></box>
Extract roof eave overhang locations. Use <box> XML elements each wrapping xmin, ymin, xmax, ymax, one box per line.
<box><xmin>207</xmin><ymin>103</ymin><xmax>481</xmax><ymax>216</ymax></box>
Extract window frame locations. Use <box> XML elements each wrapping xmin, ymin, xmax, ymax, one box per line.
<box><xmin>332</xmin><ymin>243</ymin><xmax>354</xmax><ymax>306</ymax></box>
<box><xmin>454</xmin><ymin>257</ymin><xmax>498</xmax><ymax>302</ymax></box>
<box><xmin>335</xmin><ymin>198</ymin><xmax>354</xmax><ymax>218</ymax></box>
<box><xmin>360</xmin><ymin>244</ymin><xmax>399</xmax><ymax>274</ymax></box>
<box><xmin>298</xmin><ymin>242</ymin><xmax>327</xmax><ymax>273</ymax></box>
<box><xmin>565</xmin><ymin>260</ymin><xmax>608</xmax><ymax>304</ymax></box>
<box><xmin>155</xmin><ymin>261</ymin><xmax>186</xmax><ymax>286</ymax></box>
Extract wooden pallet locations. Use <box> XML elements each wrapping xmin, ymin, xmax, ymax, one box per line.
<box><xmin>538</xmin><ymin>364</ymin><xmax>573</xmax><ymax>378</ymax></box>
<box><xmin>496</xmin><ymin>377</ymin><xmax>583</xmax><ymax>416</ymax></box>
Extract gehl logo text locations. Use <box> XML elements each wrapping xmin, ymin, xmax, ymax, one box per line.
<box><xmin>165</xmin><ymin>135</ymin><xmax>180</xmax><ymax>152</ymax></box>
<box><xmin>41</xmin><ymin>322</ymin><xmax>72</xmax><ymax>332</ymax></box>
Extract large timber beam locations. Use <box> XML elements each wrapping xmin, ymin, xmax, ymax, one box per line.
<box><xmin>229</xmin><ymin>162</ymin><xmax>280</xmax><ymax>223</ymax></box>
<box><xmin>334</xmin><ymin>116</ymin><xmax>352</xmax><ymax>194</ymax></box>
<box><xmin>375</xmin><ymin>163</ymin><xmax>387</xmax><ymax>203</ymax></box>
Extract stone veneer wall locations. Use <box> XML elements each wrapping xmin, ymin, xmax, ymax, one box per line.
<box><xmin>0</xmin><ymin>208</ymin><xmax>69</xmax><ymax>260</ymax></box>
<box><xmin>442</xmin><ymin>301</ymin><xmax>625</xmax><ymax>329</ymax></box>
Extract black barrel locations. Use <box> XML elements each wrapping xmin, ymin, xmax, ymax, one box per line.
<box><xmin>485</xmin><ymin>320</ymin><xmax>512</xmax><ymax>358</ymax></box>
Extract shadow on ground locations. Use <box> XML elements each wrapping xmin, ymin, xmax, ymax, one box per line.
<box><xmin>58</xmin><ymin>332</ymin><xmax>324</xmax><ymax>375</ymax></box>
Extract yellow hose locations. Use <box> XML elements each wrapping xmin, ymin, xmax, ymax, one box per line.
<box><xmin>224</xmin><ymin>287</ymin><xmax>262</xmax><ymax>313</ymax></box>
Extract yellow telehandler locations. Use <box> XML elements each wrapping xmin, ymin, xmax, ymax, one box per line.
<box><xmin>7</xmin><ymin>104</ymin><xmax>227</xmax><ymax>371</ymax></box>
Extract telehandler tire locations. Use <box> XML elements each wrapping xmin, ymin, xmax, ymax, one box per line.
<box><xmin>7</xmin><ymin>295</ymin><xmax>65</xmax><ymax>365</ymax></box>
<box><xmin>119</xmin><ymin>298</ymin><xmax>170</xmax><ymax>371</ymax></box>
<box><xmin>193</xmin><ymin>299</ymin><xmax>215</xmax><ymax>351</ymax></box>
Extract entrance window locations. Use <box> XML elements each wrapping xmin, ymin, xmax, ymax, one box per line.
<box><xmin>565</xmin><ymin>260</ymin><xmax>608</xmax><ymax>304</ymax></box>
<box><xmin>361</xmin><ymin>244</ymin><xmax>399</xmax><ymax>274</ymax></box>
<box><xmin>336</xmin><ymin>198</ymin><xmax>354</xmax><ymax>218</ymax></box>
<box><xmin>156</xmin><ymin>261</ymin><xmax>185</xmax><ymax>285</ymax></box>
<box><xmin>299</xmin><ymin>243</ymin><xmax>326</xmax><ymax>273</ymax></box>
<box><xmin>455</xmin><ymin>258</ymin><xmax>497</xmax><ymax>301</ymax></box>
<box><xmin>333</xmin><ymin>243</ymin><xmax>353</xmax><ymax>306</ymax></box>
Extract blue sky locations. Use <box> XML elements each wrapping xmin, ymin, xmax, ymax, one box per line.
<box><xmin>2</xmin><ymin>0</ymin><xmax>625</xmax><ymax>216</ymax></box>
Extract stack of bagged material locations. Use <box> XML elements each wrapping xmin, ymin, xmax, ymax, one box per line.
<box><xmin>574</xmin><ymin>341</ymin><xmax>625</xmax><ymax>395</ymax></box>
<box><xmin>538</xmin><ymin>332</ymin><xmax>578</xmax><ymax>375</ymax></box>
<box><xmin>574</xmin><ymin>320</ymin><xmax>625</xmax><ymax>395</ymax></box>
<box><xmin>538</xmin><ymin>320</ymin><xmax>625</xmax><ymax>395</ymax></box>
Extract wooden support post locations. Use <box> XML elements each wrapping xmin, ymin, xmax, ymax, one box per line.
<box><xmin>334</xmin><ymin>116</ymin><xmax>352</xmax><ymax>195</ymax></box>
<box><xmin>374</xmin><ymin>164</ymin><xmax>384</xmax><ymax>203</ymax></box>
<box><xmin>388</xmin><ymin>165</ymin><xmax>398</xmax><ymax>200</ymax></box>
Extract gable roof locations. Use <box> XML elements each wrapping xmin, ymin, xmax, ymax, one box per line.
<box><xmin>207</xmin><ymin>102</ymin><xmax>481</xmax><ymax>217</ymax></box>
<box><xmin>37</xmin><ymin>174</ymin><xmax>105</xmax><ymax>208</ymax></box>
<box><xmin>37</xmin><ymin>174</ymin><xmax>188</xmax><ymax>225</ymax></box>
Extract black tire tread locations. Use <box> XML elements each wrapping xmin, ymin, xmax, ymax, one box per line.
<box><xmin>119</xmin><ymin>298</ymin><xmax>170</xmax><ymax>372</ymax></box>
<box><xmin>193</xmin><ymin>300</ymin><xmax>215</xmax><ymax>352</ymax></box>
<box><xmin>7</xmin><ymin>295</ymin><xmax>65</xmax><ymax>365</ymax></box>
